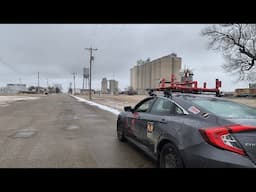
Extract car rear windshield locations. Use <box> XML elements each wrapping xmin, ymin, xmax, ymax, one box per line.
<box><xmin>192</xmin><ymin>99</ymin><xmax>256</xmax><ymax>119</ymax></box>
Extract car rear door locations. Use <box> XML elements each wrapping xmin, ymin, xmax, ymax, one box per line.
<box><xmin>143</xmin><ymin>97</ymin><xmax>187</xmax><ymax>153</ymax></box>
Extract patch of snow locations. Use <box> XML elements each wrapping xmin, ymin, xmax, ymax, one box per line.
<box><xmin>70</xmin><ymin>95</ymin><xmax>121</xmax><ymax>116</ymax></box>
<box><xmin>0</xmin><ymin>96</ymin><xmax>40</xmax><ymax>107</ymax></box>
<box><xmin>0</xmin><ymin>96</ymin><xmax>40</xmax><ymax>101</ymax></box>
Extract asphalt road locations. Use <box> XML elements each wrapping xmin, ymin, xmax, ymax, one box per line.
<box><xmin>0</xmin><ymin>94</ymin><xmax>155</xmax><ymax>168</ymax></box>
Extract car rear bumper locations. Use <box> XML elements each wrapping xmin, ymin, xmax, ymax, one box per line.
<box><xmin>182</xmin><ymin>143</ymin><xmax>256</xmax><ymax>168</ymax></box>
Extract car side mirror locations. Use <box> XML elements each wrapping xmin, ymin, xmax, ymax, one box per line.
<box><xmin>124</xmin><ymin>106</ymin><xmax>134</xmax><ymax>112</ymax></box>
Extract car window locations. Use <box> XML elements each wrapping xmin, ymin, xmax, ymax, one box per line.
<box><xmin>135</xmin><ymin>98</ymin><xmax>155</xmax><ymax>113</ymax></box>
<box><xmin>150</xmin><ymin>98</ymin><xmax>184</xmax><ymax>115</ymax></box>
<box><xmin>192</xmin><ymin>99</ymin><xmax>256</xmax><ymax>119</ymax></box>
<box><xmin>175</xmin><ymin>106</ymin><xmax>184</xmax><ymax>115</ymax></box>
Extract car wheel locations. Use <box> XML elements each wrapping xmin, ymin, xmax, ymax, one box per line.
<box><xmin>117</xmin><ymin>125</ymin><xmax>126</xmax><ymax>142</ymax></box>
<box><xmin>159</xmin><ymin>143</ymin><xmax>183</xmax><ymax>168</ymax></box>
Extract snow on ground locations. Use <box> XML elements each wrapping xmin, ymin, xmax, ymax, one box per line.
<box><xmin>71</xmin><ymin>94</ymin><xmax>148</xmax><ymax>116</ymax></box>
<box><xmin>70</xmin><ymin>95</ymin><xmax>121</xmax><ymax>116</ymax></box>
<box><xmin>0</xmin><ymin>96</ymin><xmax>40</xmax><ymax>107</ymax></box>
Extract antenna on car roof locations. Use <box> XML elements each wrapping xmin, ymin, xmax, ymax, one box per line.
<box><xmin>164</xmin><ymin>89</ymin><xmax>172</xmax><ymax>98</ymax></box>
<box><xmin>147</xmin><ymin>89</ymin><xmax>156</xmax><ymax>97</ymax></box>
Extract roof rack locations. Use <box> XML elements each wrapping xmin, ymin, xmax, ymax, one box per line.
<box><xmin>147</xmin><ymin>74</ymin><xmax>222</xmax><ymax>97</ymax></box>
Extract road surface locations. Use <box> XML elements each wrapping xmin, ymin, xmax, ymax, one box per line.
<box><xmin>0</xmin><ymin>94</ymin><xmax>155</xmax><ymax>168</ymax></box>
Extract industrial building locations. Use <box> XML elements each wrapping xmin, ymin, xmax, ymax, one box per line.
<box><xmin>249</xmin><ymin>83</ymin><xmax>256</xmax><ymax>89</ymax></box>
<box><xmin>109</xmin><ymin>80</ymin><xmax>118</xmax><ymax>95</ymax></box>
<box><xmin>130</xmin><ymin>53</ymin><xmax>182</xmax><ymax>94</ymax></box>
<box><xmin>101</xmin><ymin>78</ymin><xmax>108</xmax><ymax>94</ymax></box>
<box><xmin>0</xmin><ymin>84</ymin><xmax>27</xmax><ymax>94</ymax></box>
<box><xmin>235</xmin><ymin>88</ymin><xmax>256</xmax><ymax>97</ymax></box>
<box><xmin>101</xmin><ymin>78</ymin><xmax>119</xmax><ymax>95</ymax></box>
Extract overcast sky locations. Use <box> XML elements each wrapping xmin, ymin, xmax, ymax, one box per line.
<box><xmin>0</xmin><ymin>24</ymin><xmax>249</xmax><ymax>92</ymax></box>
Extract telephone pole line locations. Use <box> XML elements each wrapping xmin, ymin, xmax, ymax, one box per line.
<box><xmin>85</xmin><ymin>47</ymin><xmax>98</xmax><ymax>100</ymax></box>
<box><xmin>72</xmin><ymin>72</ymin><xmax>77</xmax><ymax>95</ymax></box>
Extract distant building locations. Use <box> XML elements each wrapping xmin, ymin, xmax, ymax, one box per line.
<box><xmin>249</xmin><ymin>83</ymin><xmax>256</xmax><ymax>89</ymax></box>
<box><xmin>109</xmin><ymin>80</ymin><xmax>118</xmax><ymax>95</ymax></box>
<box><xmin>235</xmin><ymin>88</ymin><xmax>256</xmax><ymax>96</ymax></box>
<box><xmin>101</xmin><ymin>78</ymin><xmax>108</xmax><ymax>94</ymax></box>
<box><xmin>100</xmin><ymin>77</ymin><xmax>119</xmax><ymax>95</ymax></box>
<box><xmin>235</xmin><ymin>83</ymin><xmax>256</xmax><ymax>96</ymax></box>
<box><xmin>223</xmin><ymin>91</ymin><xmax>235</xmax><ymax>97</ymax></box>
<box><xmin>37</xmin><ymin>87</ymin><xmax>47</xmax><ymax>94</ymax></box>
<box><xmin>130</xmin><ymin>53</ymin><xmax>182</xmax><ymax>95</ymax></box>
<box><xmin>74</xmin><ymin>88</ymin><xmax>95</xmax><ymax>95</ymax></box>
<box><xmin>0</xmin><ymin>84</ymin><xmax>27</xmax><ymax>94</ymax></box>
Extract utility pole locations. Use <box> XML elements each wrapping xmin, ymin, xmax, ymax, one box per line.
<box><xmin>37</xmin><ymin>72</ymin><xmax>40</xmax><ymax>93</ymax></box>
<box><xmin>69</xmin><ymin>82</ymin><xmax>72</xmax><ymax>94</ymax></box>
<box><xmin>72</xmin><ymin>72</ymin><xmax>77</xmax><ymax>95</ymax></box>
<box><xmin>82</xmin><ymin>74</ymin><xmax>85</xmax><ymax>90</ymax></box>
<box><xmin>85</xmin><ymin>47</ymin><xmax>98</xmax><ymax>100</ymax></box>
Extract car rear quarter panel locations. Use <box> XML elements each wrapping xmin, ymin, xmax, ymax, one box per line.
<box><xmin>158</xmin><ymin>115</ymin><xmax>219</xmax><ymax>150</ymax></box>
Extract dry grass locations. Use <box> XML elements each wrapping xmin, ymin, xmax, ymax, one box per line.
<box><xmin>0</xmin><ymin>95</ymin><xmax>41</xmax><ymax>107</ymax></box>
<box><xmin>78</xmin><ymin>94</ymin><xmax>256</xmax><ymax>111</ymax></box>
<box><xmin>225</xmin><ymin>97</ymin><xmax>256</xmax><ymax>108</ymax></box>
<box><xmin>0</xmin><ymin>93</ymin><xmax>46</xmax><ymax>97</ymax></box>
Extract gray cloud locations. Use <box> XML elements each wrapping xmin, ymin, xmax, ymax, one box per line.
<box><xmin>0</xmin><ymin>24</ymin><xmax>248</xmax><ymax>91</ymax></box>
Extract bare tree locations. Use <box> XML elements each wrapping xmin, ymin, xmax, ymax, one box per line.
<box><xmin>201</xmin><ymin>24</ymin><xmax>256</xmax><ymax>82</ymax></box>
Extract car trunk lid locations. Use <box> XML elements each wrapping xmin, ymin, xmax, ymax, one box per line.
<box><xmin>200</xmin><ymin>122</ymin><xmax>256</xmax><ymax>164</ymax></box>
<box><xmin>229</xmin><ymin>122</ymin><xmax>256</xmax><ymax>164</ymax></box>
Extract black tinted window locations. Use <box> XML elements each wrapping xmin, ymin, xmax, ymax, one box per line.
<box><xmin>135</xmin><ymin>98</ymin><xmax>155</xmax><ymax>113</ymax></box>
<box><xmin>192</xmin><ymin>99</ymin><xmax>256</xmax><ymax>119</ymax></box>
<box><xmin>150</xmin><ymin>98</ymin><xmax>184</xmax><ymax>115</ymax></box>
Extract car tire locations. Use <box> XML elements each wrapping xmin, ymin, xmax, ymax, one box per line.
<box><xmin>159</xmin><ymin>143</ymin><xmax>183</xmax><ymax>168</ymax></box>
<box><xmin>117</xmin><ymin>125</ymin><xmax>126</xmax><ymax>142</ymax></box>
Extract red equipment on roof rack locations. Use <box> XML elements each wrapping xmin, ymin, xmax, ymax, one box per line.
<box><xmin>149</xmin><ymin>73</ymin><xmax>222</xmax><ymax>96</ymax></box>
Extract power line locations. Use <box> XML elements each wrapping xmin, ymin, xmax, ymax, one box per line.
<box><xmin>0</xmin><ymin>57</ymin><xmax>21</xmax><ymax>74</ymax></box>
<box><xmin>91</xmin><ymin>24</ymin><xmax>101</xmax><ymax>46</ymax></box>
<box><xmin>85</xmin><ymin>47</ymin><xmax>98</xmax><ymax>100</ymax></box>
<box><xmin>97</xmin><ymin>24</ymin><xmax>124</xmax><ymax>52</ymax></box>
<box><xmin>89</xmin><ymin>24</ymin><xmax>99</xmax><ymax>45</ymax></box>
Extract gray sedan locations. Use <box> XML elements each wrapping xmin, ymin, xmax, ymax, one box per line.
<box><xmin>117</xmin><ymin>93</ymin><xmax>256</xmax><ymax>168</ymax></box>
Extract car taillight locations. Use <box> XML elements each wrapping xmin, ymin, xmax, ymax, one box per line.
<box><xmin>199</xmin><ymin>125</ymin><xmax>256</xmax><ymax>156</ymax></box>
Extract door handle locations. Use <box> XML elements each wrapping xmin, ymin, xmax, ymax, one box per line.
<box><xmin>160</xmin><ymin>118</ymin><xmax>167</xmax><ymax>124</ymax></box>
